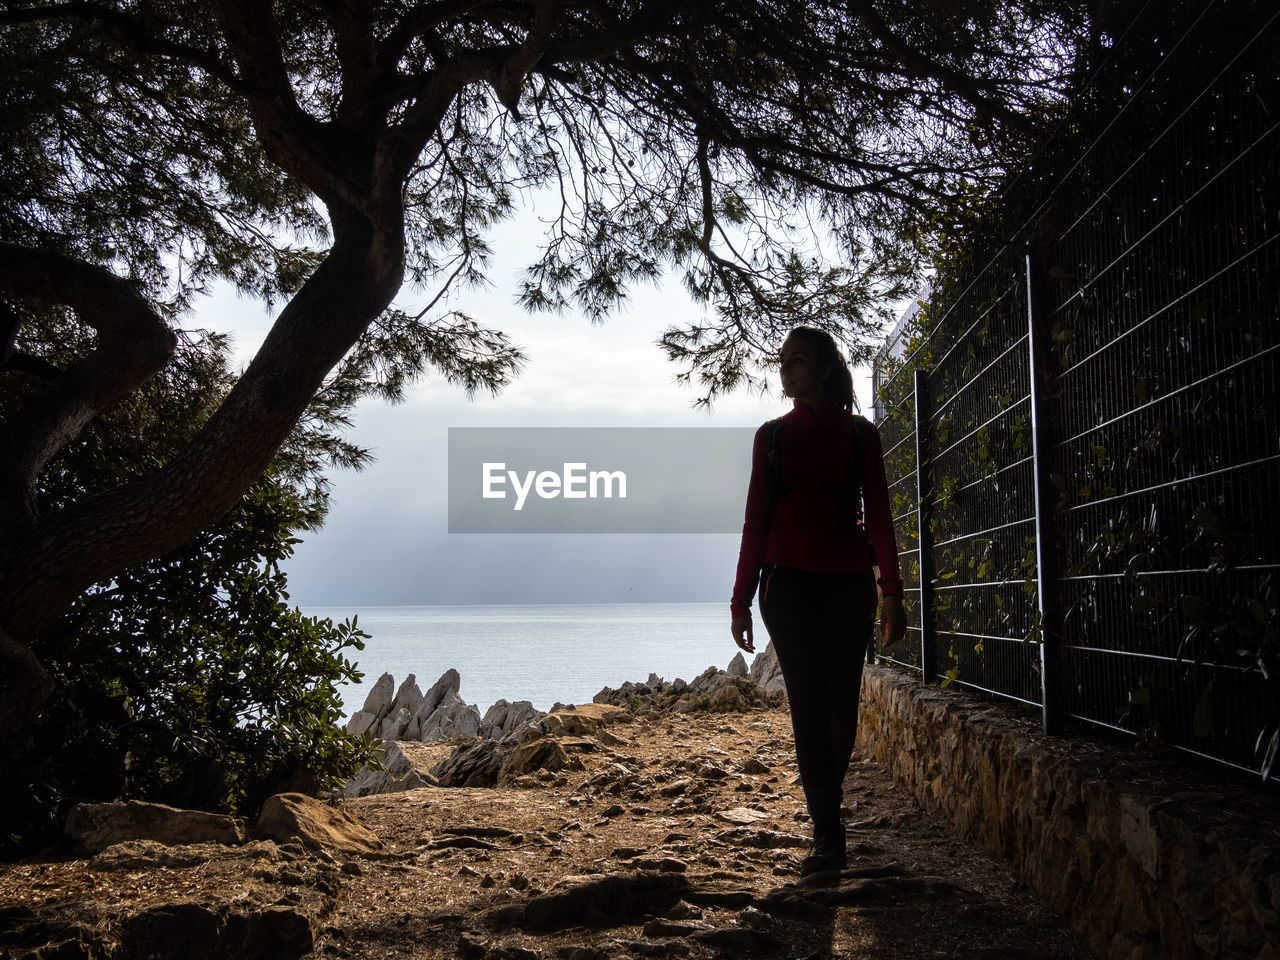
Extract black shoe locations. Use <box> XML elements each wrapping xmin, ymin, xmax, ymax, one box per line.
<box><xmin>799</xmin><ymin>825</ymin><xmax>846</xmax><ymax>877</ymax></box>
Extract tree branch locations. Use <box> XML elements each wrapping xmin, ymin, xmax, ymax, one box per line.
<box><xmin>848</xmin><ymin>0</ymin><xmax>1036</xmax><ymax>135</ymax></box>
<box><xmin>493</xmin><ymin>0</ymin><xmax>559</xmax><ymax>118</ymax></box>
<box><xmin>0</xmin><ymin>242</ymin><xmax>176</xmax><ymax>518</ymax></box>
<box><xmin>213</xmin><ymin>0</ymin><xmax>374</xmax><ymax>211</ymax></box>
<box><xmin>0</xmin><ymin>1</ymin><xmax>243</xmax><ymax>89</ymax></box>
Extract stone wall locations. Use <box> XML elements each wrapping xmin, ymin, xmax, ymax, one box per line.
<box><xmin>855</xmin><ymin>665</ymin><xmax>1280</xmax><ymax>960</ymax></box>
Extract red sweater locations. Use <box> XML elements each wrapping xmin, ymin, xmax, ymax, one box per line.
<box><xmin>730</xmin><ymin>401</ymin><xmax>904</xmax><ymax>618</ymax></box>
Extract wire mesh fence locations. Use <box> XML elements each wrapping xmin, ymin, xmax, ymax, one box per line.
<box><xmin>872</xmin><ymin>0</ymin><xmax>1279</xmax><ymax>780</ymax></box>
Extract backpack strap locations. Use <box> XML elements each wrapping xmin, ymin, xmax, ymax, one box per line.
<box><xmin>851</xmin><ymin>414</ymin><xmax>877</xmax><ymax>565</ymax></box>
<box><xmin>850</xmin><ymin>414</ymin><xmax>868</xmax><ymax>507</ymax></box>
<box><xmin>764</xmin><ymin>416</ymin><xmax>787</xmax><ymax>516</ymax></box>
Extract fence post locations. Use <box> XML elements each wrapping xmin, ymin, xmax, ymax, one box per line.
<box><xmin>1026</xmin><ymin>246</ymin><xmax>1064</xmax><ymax>735</ymax></box>
<box><xmin>914</xmin><ymin>367</ymin><xmax>937</xmax><ymax>684</ymax></box>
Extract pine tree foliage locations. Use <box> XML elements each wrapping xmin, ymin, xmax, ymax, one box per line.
<box><xmin>0</xmin><ymin>0</ymin><xmax>1089</xmax><ymax>733</ymax></box>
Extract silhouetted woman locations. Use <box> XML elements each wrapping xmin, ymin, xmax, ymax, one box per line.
<box><xmin>731</xmin><ymin>326</ymin><xmax>906</xmax><ymax>876</ymax></box>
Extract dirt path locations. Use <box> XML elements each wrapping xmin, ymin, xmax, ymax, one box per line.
<box><xmin>0</xmin><ymin>703</ymin><xmax>1097</xmax><ymax>959</ymax></box>
<box><xmin>326</xmin><ymin>706</ymin><xmax>1095</xmax><ymax>960</ymax></box>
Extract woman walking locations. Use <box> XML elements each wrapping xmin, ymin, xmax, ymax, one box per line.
<box><xmin>731</xmin><ymin>326</ymin><xmax>906</xmax><ymax>877</ymax></box>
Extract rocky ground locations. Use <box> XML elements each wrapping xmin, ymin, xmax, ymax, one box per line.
<box><xmin>0</xmin><ymin>694</ymin><xmax>1097</xmax><ymax>960</ymax></box>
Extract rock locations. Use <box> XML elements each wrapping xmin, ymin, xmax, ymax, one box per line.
<box><xmin>536</xmin><ymin>703</ymin><xmax>630</xmax><ymax>738</ymax></box>
<box><xmin>241</xmin><ymin>904</ymin><xmax>318</xmax><ymax>958</ymax></box>
<box><xmin>498</xmin><ymin>738</ymin><xmax>586</xmax><ymax>783</ymax></box>
<box><xmin>659</xmin><ymin>778</ymin><xmax>692</xmax><ymax>797</ymax></box>
<box><xmin>727</xmin><ymin>652</ymin><xmax>749</xmax><ymax>677</ymax></box>
<box><xmin>118</xmin><ymin>899</ymin><xmax>321</xmax><ymax>960</ymax></box>
<box><xmin>749</xmin><ymin>641</ymin><xmax>786</xmax><ymax>696</ymax></box>
<box><xmin>345</xmin><ymin>710</ymin><xmax>378</xmax><ymax>737</ymax></box>
<box><xmin>713</xmin><ymin>826</ymin><xmax>809</xmax><ymax>848</ymax></box>
<box><xmin>417</xmin><ymin>691</ymin><xmax>481</xmax><ymax>742</ymax></box>
<box><xmin>422</xmin><ymin>668</ymin><xmax>462</xmax><ymax>715</ymax></box>
<box><xmin>378</xmin><ymin>706</ymin><xmax>413</xmax><ymax>741</ymax></box>
<box><xmin>337</xmin><ymin>740</ymin><xmax>440</xmax><ymax>798</ymax></box>
<box><xmin>716</xmin><ymin>806</ymin><xmax>770</xmax><ymax>825</ymax></box>
<box><xmin>421</xmin><ymin>693</ymin><xmax>484</xmax><ymax>741</ymax></box>
<box><xmin>481</xmin><ymin>699</ymin><xmax>546</xmax><ymax>740</ymax></box>
<box><xmin>389</xmin><ymin>674</ymin><xmax>425</xmax><ymax>721</ymax></box>
<box><xmin>489</xmin><ymin>872</ymin><xmax>691</xmax><ymax>930</ymax></box>
<box><xmin>91</xmin><ymin>840</ymin><xmax>281</xmax><ymax>871</ymax></box>
<box><xmin>381</xmin><ymin>740</ymin><xmax>413</xmax><ymax>777</ymax></box>
<box><xmin>65</xmin><ymin>800</ymin><xmax>246</xmax><ymax>853</ymax></box>
<box><xmin>432</xmin><ymin>739</ymin><xmax>505</xmax><ymax>787</ymax></box>
<box><xmin>360</xmin><ymin>672</ymin><xmax>395</xmax><ymax>717</ymax></box>
<box><xmin>708</xmin><ymin>685</ymin><xmax>746</xmax><ymax>712</ymax></box>
<box><xmin>688</xmin><ymin>666</ymin><xmax>723</xmax><ymax>694</ymax></box>
<box><xmin>255</xmin><ymin>793</ymin><xmax>382</xmax><ymax>854</ymax></box>
<box><xmin>120</xmin><ymin>901</ymin><xmax>226</xmax><ymax>960</ymax></box>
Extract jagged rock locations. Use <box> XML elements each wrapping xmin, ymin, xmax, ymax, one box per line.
<box><xmin>687</xmin><ymin>666</ymin><xmax>723</xmax><ymax>694</ymax></box>
<box><xmin>382</xmin><ymin>740</ymin><xmax>412</xmax><ymax>777</ymax></box>
<box><xmin>420</xmin><ymin>692</ymin><xmax>483</xmax><ymax>741</ymax></box>
<box><xmin>670</xmin><ymin>677</ymin><xmax>688</xmax><ymax>695</ymax></box>
<box><xmin>708</xmin><ymin>685</ymin><xmax>746</xmax><ymax>712</ymax></box>
<box><xmin>421</xmin><ymin>668</ymin><xmax>462</xmax><ymax>715</ymax></box>
<box><xmin>389</xmin><ymin>674</ymin><xmax>425</xmax><ymax>721</ymax></box>
<box><xmin>338</xmin><ymin>741</ymin><xmax>440</xmax><ymax>798</ymax></box>
<box><xmin>345</xmin><ymin>710</ymin><xmax>378</xmax><ymax>737</ymax></box>
<box><xmin>482</xmin><ymin>699</ymin><xmax>546</xmax><ymax>740</ymax></box>
<box><xmin>256</xmin><ymin>793</ymin><xmax>382</xmax><ymax>854</ymax></box>
<box><xmin>498</xmin><ymin>739</ymin><xmax>584</xmax><ymax>784</ymax></box>
<box><xmin>360</xmin><ymin>672</ymin><xmax>395</xmax><ymax>717</ymax></box>
<box><xmin>749</xmin><ymin>641</ymin><xmax>786</xmax><ymax>696</ymax></box>
<box><xmin>65</xmin><ymin>800</ymin><xmax>246</xmax><ymax>853</ymax></box>
<box><xmin>378</xmin><ymin>706</ymin><xmax>412</xmax><ymax>741</ymax></box>
<box><xmin>432</xmin><ymin>739</ymin><xmax>505</xmax><ymax>787</ymax></box>
<box><xmin>727</xmin><ymin>652</ymin><xmax>749</xmax><ymax>677</ymax></box>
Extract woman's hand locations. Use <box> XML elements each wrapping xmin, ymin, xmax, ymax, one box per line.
<box><xmin>731</xmin><ymin>615</ymin><xmax>755</xmax><ymax>654</ymax></box>
<box><xmin>880</xmin><ymin>595</ymin><xmax>906</xmax><ymax>649</ymax></box>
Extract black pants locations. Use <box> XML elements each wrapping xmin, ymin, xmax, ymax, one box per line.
<box><xmin>758</xmin><ymin>563</ymin><xmax>876</xmax><ymax>833</ymax></box>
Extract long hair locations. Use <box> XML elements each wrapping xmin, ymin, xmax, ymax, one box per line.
<box><xmin>785</xmin><ymin>326</ymin><xmax>855</xmax><ymax>412</ymax></box>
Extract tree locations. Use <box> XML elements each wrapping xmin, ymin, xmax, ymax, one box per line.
<box><xmin>0</xmin><ymin>320</ymin><xmax>381</xmax><ymax>852</ymax></box>
<box><xmin>0</xmin><ymin>0</ymin><xmax>1088</xmax><ymax>731</ymax></box>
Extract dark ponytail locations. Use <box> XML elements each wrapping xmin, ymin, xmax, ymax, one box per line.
<box><xmin>786</xmin><ymin>326</ymin><xmax>855</xmax><ymax>412</ymax></box>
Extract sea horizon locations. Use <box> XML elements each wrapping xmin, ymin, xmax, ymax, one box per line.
<box><xmin>303</xmin><ymin>600</ymin><xmax>742</xmax><ymax>721</ymax></box>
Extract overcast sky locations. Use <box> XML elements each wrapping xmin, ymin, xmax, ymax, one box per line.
<box><xmin>191</xmin><ymin>207</ymin><xmax>892</xmax><ymax>608</ymax></box>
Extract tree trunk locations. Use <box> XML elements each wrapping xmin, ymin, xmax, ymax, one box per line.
<box><xmin>0</xmin><ymin>211</ymin><xmax>406</xmax><ymax>734</ymax></box>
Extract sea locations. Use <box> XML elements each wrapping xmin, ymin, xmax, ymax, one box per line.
<box><xmin>305</xmin><ymin>602</ymin><xmax>738</xmax><ymax>721</ymax></box>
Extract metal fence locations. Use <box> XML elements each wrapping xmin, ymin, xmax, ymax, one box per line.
<box><xmin>872</xmin><ymin>0</ymin><xmax>1279</xmax><ymax>780</ymax></box>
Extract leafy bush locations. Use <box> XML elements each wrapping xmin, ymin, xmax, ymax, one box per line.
<box><xmin>2</xmin><ymin>473</ymin><xmax>377</xmax><ymax>856</ymax></box>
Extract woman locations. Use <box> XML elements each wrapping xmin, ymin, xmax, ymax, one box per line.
<box><xmin>731</xmin><ymin>326</ymin><xmax>906</xmax><ymax>876</ymax></box>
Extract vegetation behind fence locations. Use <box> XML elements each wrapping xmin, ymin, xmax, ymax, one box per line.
<box><xmin>872</xmin><ymin>0</ymin><xmax>1279</xmax><ymax>780</ymax></box>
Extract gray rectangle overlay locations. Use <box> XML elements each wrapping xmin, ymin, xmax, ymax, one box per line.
<box><xmin>448</xmin><ymin>427</ymin><xmax>756</xmax><ymax>533</ymax></box>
